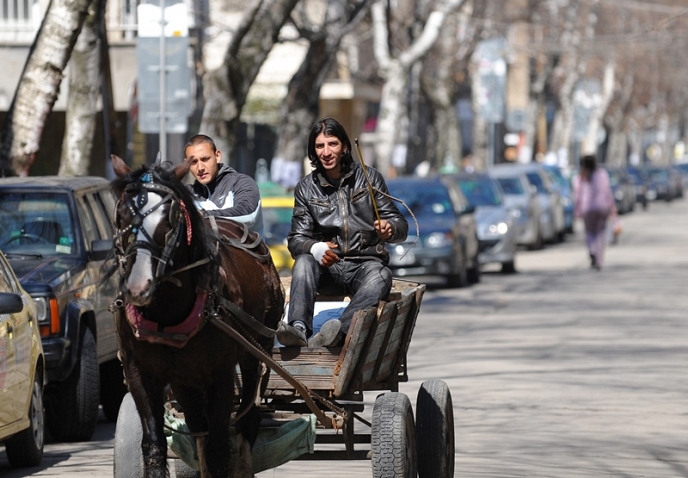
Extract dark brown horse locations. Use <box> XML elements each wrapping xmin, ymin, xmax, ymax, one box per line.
<box><xmin>110</xmin><ymin>155</ymin><xmax>284</xmax><ymax>478</ymax></box>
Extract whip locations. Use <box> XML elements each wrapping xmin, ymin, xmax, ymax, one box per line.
<box><xmin>354</xmin><ymin>138</ymin><xmax>381</xmax><ymax>223</ymax></box>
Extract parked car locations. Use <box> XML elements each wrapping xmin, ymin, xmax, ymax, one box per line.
<box><xmin>645</xmin><ymin>166</ymin><xmax>677</xmax><ymax>202</ymax></box>
<box><xmin>0</xmin><ymin>176</ymin><xmax>125</xmax><ymax>442</ymax></box>
<box><xmin>385</xmin><ymin>176</ymin><xmax>480</xmax><ymax>287</ymax></box>
<box><xmin>447</xmin><ymin>172</ymin><xmax>518</xmax><ymax>273</ymax></box>
<box><xmin>490</xmin><ymin>163</ymin><xmax>565</xmax><ymax>243</ymax></box>
<box><xmin>605</xmin><ymin>167</ymin><xmax>636</xmax><ymax>214</ymax></box>
<box><xmin>674</xmin><ymin>161</ymin><xmax>688</xmax><ymax>193</ymax></box>
<box><xmin>488</xmin><ymin>169</ymin><xmax>543</xmax><ymax>250</ymax></box>
<box><xmin>0</xmin><ymin>250</ymin><xmax>45</xmax><ymax>467</ymax></box>
<box><xmin>262</xmin><ymin>195</ymin><xmax>295</xmax><ymax>276</ymax></box>
<box><xmin>626</xmin><ymin>166</ymin><xmax>649</xmax><ymax>210</ymax></box>
<box><xmin>543</xmin><ymin>165</ymin><xmax>574</xmax><ymax>233</ymax></box>
<box><xmin>669</xmin><ymin>165</ymin><xmax>684</xmax><ymax>199</ymax></box>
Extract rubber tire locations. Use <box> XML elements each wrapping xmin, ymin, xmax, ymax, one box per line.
<box><xmin>371</xmin><ymin>392</ymin><xmax>417</xmax><ymax>478</ymax></box>
<box><xmin>113</xmin><ymin>392</ymin><xmax>144</xmax><ymax>478</ymax></box>
<box><xmin>467</xmin><ymin>252</ymin><xmax>481</xmax><ymax>284</ymax></box>
<box><xmin>100</xmin><ymin>359</ymin><xmax>128</xmax><ymax>422</ymax></box>
<box><xmin>175</xmin><ymin>458</ymin><xmax>201</xmax><ymax>478</ymax></box>
<box><xmin>446</xmin><ymin>252</ymin><xmax>467</xmax><ymax>289</ymax></box>
<box><xmin>416</xmin><ymin>380</ymin><xmax>455</xmax><ymax>478</ymax></box>
<box><xmin>47</xmin><ymin>327</ymin><xmax>99</xmax><ymax>442</ymax></box>
<box><xmin>501</xmin><ymin>260</ymin><xmax>516</xmax><ymax>274</ymax></box>
<box><xmin>5</xmin><ymin>372</ymin><xmax>44</xmax><ymax>467</ymax></box>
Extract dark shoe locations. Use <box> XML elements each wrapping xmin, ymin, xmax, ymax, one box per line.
<box><xmin>590</xmin><ymin>254</ymin><xmax>597</xmax><ymax>268</ymax></box>
<box><xmin>276</xmin><ymin>321</ymin><xmax>307</xmax><ymax>347</ymax></box>
<box><xmin>308</xmin><ymin>319</ymin><xmax>343</xmax><ymax>348</ymax></box>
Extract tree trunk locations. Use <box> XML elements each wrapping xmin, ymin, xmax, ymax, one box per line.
<box><xmin>200</xmin><ymin>0</ymin><xmax>299</xmax><ymax>164</ymax></box>
<box><xmin>59</xmin><ymin>2</ymin><xmax>100</xmax><ymax>176</ymax></box>
<box><xmin>0</xmin><ymin>0</ymin><xmax>94</xmax><ymax>176</ymax></box>
<box><xmin>274</xmin><ymin>0</ymin><xmax>372</xmax><ymax>185</ymax></box>
<box><xmin>371</xmin><ymin>0</ymin><xmax>466</xmax><ymax>176</ymax></box>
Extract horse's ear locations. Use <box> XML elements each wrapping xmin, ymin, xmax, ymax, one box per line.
<box><xmin>174</xmin><ymin>159</ymin><xmax>191</xmax><ymax>181</ymax></box>
<box><xmin>112</xmin><ymin>155</ymin><xmax>131</xmax><ymax>178</ymax></box>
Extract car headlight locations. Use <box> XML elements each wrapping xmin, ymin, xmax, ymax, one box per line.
<box><xmin>488</xmin><ymin>222</ymin><xmax>508</xmax><ymax>235</ymax></box>
<box><xmin>33</xmin><ymin>297</ymin><xmax>60</xmax><ymax>336</ymax></box>
<box><xmin>425</xmin><ymin>232</ymin><xmax>453</xmax><ymax>248</ymax></box>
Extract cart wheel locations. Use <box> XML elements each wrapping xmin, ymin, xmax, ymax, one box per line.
<box><xmin>371</xmin><ymin>392</ymin><xmax>417</xmax><ymax>478</ymax></box>
<box><xmin>113</xmin><ymin>392</ymin><xmax>144</xmax><ymax>478</ymax></box>
<box><xmin>416</xmin><ymin>380</ymin><xmax>455</xmax><ymax>478</ymax></box>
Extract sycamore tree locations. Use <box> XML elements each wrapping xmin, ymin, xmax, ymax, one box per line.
<box><xmin>274</xmin><ymin>0</ymin><xmax>373</xmax><ymax>171</ymax></box>
<box><xmin>371</xmin><ymin>0</ymin><xmax>467</xmax><ymax>176</ymax></box>
<box><xmin>0</xmin><ymin>0</ymin><xmax>94</xmax><ymax>176</ymax></box>
<box><xmin>199</xmin><ymin>0</ymin><xmax>300</xmax><ymax>161</ymax></box>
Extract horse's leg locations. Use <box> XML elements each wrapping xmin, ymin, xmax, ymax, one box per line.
<box><xmin>121</xmin><ymin>357</ymin><xmax>169</xmax><ymax>478</ymax></box>
<box><xmin>172</xmin><ymin>386</ymin><xmax>209</xmax><ymax>476</ymax></box>
<box><xmin>233</xmin><ymin>355</ymin><xmax>264</xmax><ymax>478</ymax></box>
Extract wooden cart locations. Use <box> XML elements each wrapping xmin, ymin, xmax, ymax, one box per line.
<box><xmin>114</xmin><ymin>278</ymin><xmax>455</xmax><ymax>478</ymax></box>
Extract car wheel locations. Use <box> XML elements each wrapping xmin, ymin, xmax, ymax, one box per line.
<box><xmin>47</xmin><ymin>327</ymin><xmax>99</xmax><ymax>442</ymax></box>
<box><xmin>5</xmin><ymin>370</ymin><xmax>45</xmax><ymax>467</ymax></box>
<box><xmin>467</xmin><ymin>254</ymin><xmax>481</xmax><ymax>284</ymax></box>
<box><xmin>100</xmin><ymin>359</ymin><xmax>128</xmax><ymax>422</ymax></box>
<box><xmin>446</xmin><ymin>247</ymin><xmax>468</xmax><ymax>288</ymax></box>
<box><xmin>501</xmin><ymin>260</ymin><xmax>516</xmax><ymax>274</ymax></box>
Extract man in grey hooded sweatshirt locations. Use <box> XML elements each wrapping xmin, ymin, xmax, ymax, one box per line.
<box><xmin>184</xmin><ymin>134</ymin><xmax>263</xmax><ymax>235</ymax></box>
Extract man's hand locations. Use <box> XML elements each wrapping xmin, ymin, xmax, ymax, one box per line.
<box><xmin>321</xmin><ymin>241</ymin><xmax>340</xmax><ymax>267</ymax></box>
<box><xmin>310</xmin><ymin>241</ymin><xmax>340</xmax><ymax>267</ymax></box>
<box><xmin>374</xmin><ymin>219</ymin><xmax>394</xmax><ymax>240</ymax></box>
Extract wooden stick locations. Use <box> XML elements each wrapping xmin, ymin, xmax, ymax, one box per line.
<box><xmin>354</xmin><ymin>138</ymin><xmax>381</xmax><ymax>223</ymax></box>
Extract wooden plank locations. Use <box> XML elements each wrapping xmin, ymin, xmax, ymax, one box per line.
<box><xmin>332</xmin><ymin>307</ymin><xmax>378</xmax><ymax>396</ymax></box>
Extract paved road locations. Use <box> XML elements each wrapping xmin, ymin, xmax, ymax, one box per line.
<box><xmin>2</xmin><ymin>198</ymin><xmax>687</xmax><ymax>477</ymax></box>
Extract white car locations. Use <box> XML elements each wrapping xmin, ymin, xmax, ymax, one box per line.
<box><xmin>0</xmin><ymin>250</ymin><xmax>45</xmax><ymax>467</ymax></box>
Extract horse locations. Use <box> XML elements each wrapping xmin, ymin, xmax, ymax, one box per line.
<box><xmin>109</xmin><ymin>154</ymin><xmax>284</xmax><ymax>478</ymax></box>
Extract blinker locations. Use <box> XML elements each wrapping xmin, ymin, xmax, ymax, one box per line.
<box><xmin>136</xmin><ymin>190</ymin><xmax>148</xmax><ymax>208</ymax></box>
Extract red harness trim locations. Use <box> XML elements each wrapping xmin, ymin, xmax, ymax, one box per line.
<box><xmin>179</xmin><ymin>200</ymin><xmax>192</xmax><ymax>245</ymax></box>
<box><xmin>125</xmin><ymin>292</ymin><xmax>208</xmax><ymax>348</ymax></box>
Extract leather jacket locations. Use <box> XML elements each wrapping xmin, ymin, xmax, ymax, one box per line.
<box><xmin>288</xmin><ymin>163</ymin><xmax>408</xmax><ymax>264</ymax></box>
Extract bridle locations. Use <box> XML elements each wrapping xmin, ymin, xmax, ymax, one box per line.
<box><xmin>113</xmin><ymin>171</ymin><xmax>194</xmax><ymax>285</ymax></box>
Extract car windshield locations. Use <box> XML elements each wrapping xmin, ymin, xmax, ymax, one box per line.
<box><xmin>648</xmin><ymin>168</ymin><xmax>669</xmax><ymax>181</ymax></box>
<box><xmin>0</xmin><ymin>192</ymin><xmax>77</xmax><ymax>256</ymax></box>
<box><xmin>456</xmin><ymin>178</ymin><xmax>502</xmax><ymax>206</ymax></box>
<box><xmin>496</xmin><ymin>177</ymin><xmax>525</xmax><ymax>195</ymax></box>
<box><xmin>263</xmin><ymin>207</ymin><xmax>293</xmax><ymax>246</ymax></box>
<box><xmin>387</xmin><ymin>183</ymin><xmax>455</xmax><ymax>218</ymax></box>
<box><xmin>525</xmin><ymin>172</ymin><xmax>548</xmax><ymax>193</ymax></box>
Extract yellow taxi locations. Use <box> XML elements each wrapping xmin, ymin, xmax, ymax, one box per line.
<box><xmin>0</xmin><ymin>250</ymin><xmax>44</xmax><ymax>467</ymax></box>
<box><xmin>262</xmin><ymin>195</ymin><xmax>295</xmax><ymax>275</ymax></box>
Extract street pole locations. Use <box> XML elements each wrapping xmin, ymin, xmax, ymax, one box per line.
<box><xmin>159</xmin><ymin>0</ymin><xmax>166</xmax><ymax>162</ymax></box>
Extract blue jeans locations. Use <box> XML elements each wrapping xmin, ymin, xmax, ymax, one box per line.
<box><xmin>288</xmin><ymin>255</ymin><xmax>393</xmax><ymax>335</ymax></box>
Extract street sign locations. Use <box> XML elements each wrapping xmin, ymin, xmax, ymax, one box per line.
<box><xmin>136</xmin><ymin>0</ymin><xmax>191</xmax><ymax>134</ymax></box>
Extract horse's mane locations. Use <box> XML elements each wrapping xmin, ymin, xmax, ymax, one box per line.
<box><xmin>110</xmin><ymin>165</ymin><xmax>221</xmax><ymax>285</ymax></box>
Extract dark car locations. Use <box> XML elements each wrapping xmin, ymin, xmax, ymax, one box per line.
<box><xmin>626</xmin><ymin>166</ymin><xmax>649</xmax><ymax>210</ymax></box>
<box><xmin>0</xmin><ymin>176</ymin><xmax>125</xmax><ymax>442</ymax></box>
<box><xmin>385</xmin><ymin>176</ymin><xmax>480</xmax><ymax>287</ymax></box>
<box><xmin>645</xmin><ymin>166</ymin><xmax>677</xmax><ymax>202</ymax></box>
<box><xmin>605</xmin><ymin>167</ymin><xmax>635</xmax><ymax>214</ymax></box>
<box><xmin>447</xmin><ymin>172</ymin><xmax>518</xmax><ymax>273</ymax></box>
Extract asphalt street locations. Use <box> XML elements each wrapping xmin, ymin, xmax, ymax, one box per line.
<box><xmin>2</xmin><ymin>197</ymin><xmax>687</xmax><ymax>477</ymax></box>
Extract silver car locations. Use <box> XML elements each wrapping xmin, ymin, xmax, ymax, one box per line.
<box><xmin>447</xmin><ymin>172</ymin><xmax>518</xmax><ymax>273</ymax></box>
<box><xmin>490</xmin><ymin>164</ymin><xmax>565</xmax><ymax>244</ymax></box>
<box><xmin>488</xmin><ymin>169</ymin><xmax>543</xmax><ymax>249</ymax></box>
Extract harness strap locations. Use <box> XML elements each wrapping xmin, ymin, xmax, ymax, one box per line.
<box><xmin>215</xmin><ymin>296</ymin><xmax>276</xmax><ymax>339</ymax></box>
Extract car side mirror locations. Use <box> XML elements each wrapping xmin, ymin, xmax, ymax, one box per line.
<box><xmin>0</xmin><ymin>292</ymin><xmax>24</xmax><ymax>314</ymax></box>
<box><xmin>459</xmin><ymin>204</ymin><xmax>476</xmax><ymax>215</ymax></box>
<box><xmin>90</xmin><ymin>239</ymin><xmax>113</xmax><ymax>261</ymax></box>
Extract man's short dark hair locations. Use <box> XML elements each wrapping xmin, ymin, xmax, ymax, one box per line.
<box><xmin>184</xmin><ymin>134</ymin><xmax>217</xmax><ymax>157</ymax></box>
<box><xmin>307</xmin><ymin>117</ymin><xmax>353</xmax><ymax>173</ymax></box>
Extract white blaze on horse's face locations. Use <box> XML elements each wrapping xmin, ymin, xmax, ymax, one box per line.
<box><xmin>125</xmin><ymin>191</ymin><xmax>167</xmax><ymax>305</ymax></box>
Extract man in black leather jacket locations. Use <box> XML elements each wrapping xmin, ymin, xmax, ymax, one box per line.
<box><xmin>276</xmin><ymin>118</ymin><xmax>408</xmax><ymax>348</ymax></box>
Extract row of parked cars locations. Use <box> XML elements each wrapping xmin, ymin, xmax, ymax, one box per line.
<box><xmin>262</xmin><ymin>159</ymin><xmax>687</xmax><ymax>289</ymax></box>
<box><xmin>0</xmin><ymin>177</ymin><xmax>127</xmax><ymax>468</ymax></box>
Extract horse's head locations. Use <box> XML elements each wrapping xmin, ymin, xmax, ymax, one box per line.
<box><xmin>110</xmin><ymin>154</ymin><xmax>198</xmax><ymax>306</ymax></box>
